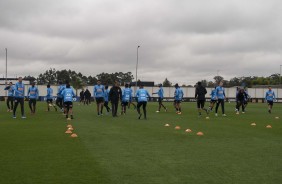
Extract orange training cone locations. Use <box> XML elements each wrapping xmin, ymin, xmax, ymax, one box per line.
<box><xmin>65</xmin><ymin>130</ymin><xmax>72</xmax><ymax>134</ymax></box>
<box><xmin>175</xmin><ymin>126</ymin><xmax>181</xmax><ymax>130</ymax></box>
<box><xmin>185</xmin><ymin>129</ymin><xmax>192</xmax><ymax>133</ymax></box>
<box><xmin>197</xmin><ymin>132</ymin><xmax>204</xmax><ymax>136</ymax></box>
<box><xmin>71</xmin><ymin>133</ymin><xmax>78</xmax><ymax>138</ymax></box>
<box><xmin>67</xmin><ymin>125</ymin><xmax>72</xmax><ymax>128</ymax></box>
<box><xmin>68</xmin><ymin>127</ymin><xmax>74</xmax><ymax>131</ymax></box>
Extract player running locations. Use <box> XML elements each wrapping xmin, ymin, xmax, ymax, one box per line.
<box><xmin>13</xmin><ymin>77</ymin><xmax>26</xmax><ymax>119</ymax></box>
<box><xmin>153</xmin><ymin>84</ymin><xmax>167</xmax><ymax>113</ymax></box>
<box><xmin>136</xmin><ymin>83</ymin><xmax>151</xmax><ymax>119</ymax></box>
<box><xmin>61</xmin><ymin>83</ymin><xmax>76</xmax><ymax>120</ymax></box>
<box><xmin>109</xmin><ymin>81</ymin><xmax>122</xmax><ymax>117</ymax></box>
<box><xmin>27</xmin><ymin>82</ymin><xmax>39</xmax><ymax>115</ymax></box>
<box><xmin>121</xmin><ymin>84</ymin><xmax>132</xmax><ymax>115</ymax></box>
<box><xmin>235</xmin><ymin>88</ymin><xmax>246</xmax><ymax>114</ymax></box>
<box><xmin>265</xmin><ymin>86</ymin><xmax>276</xmax><ymax>114</ymax></box>
<box><xmin>195</xmin><ymin>82</ymin><xmax>208</xmax><ymax>117</ymax></box>
<box><xmin>93</xmin><ymin>80</ymin><xmax>105</xmax><ymax>116</ymax></box>
<box><xmin>4</xmin><ymin>82</ymin><xmax>15</xmax><ymax>112</ymax></box>
<box><xmin>215</xmin><ymin>81</ymin><xmax>227</xmax><ymax>117</ymax></box>
<box><xmin>56</xmin><ymin>81</ymin><xmax>65</xmax><ymax>111</ymax></box>
<box><xmin>46</xmin><ymin>84</ymin><xmax>57</xmax><ymax>112</ymax></box>
<box><xmin>128</xmin><ymin>84</ymin><xmax>137</xmax><ymax>109</ymax></box>
<box><xmin>174</xmin><ymin>83</ymin><xmax>184</xmax><ymax>115</ymax></box>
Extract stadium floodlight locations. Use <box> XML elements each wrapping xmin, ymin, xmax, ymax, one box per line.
<box><xmin>135</xmin><ymin>45</ymin><xmax>140</xmax><ymax>89</ymax></box>
<box><xmin>280</xmin><ymin>65</ymin><xmax>282</xmax><ymax>85</ymax></box>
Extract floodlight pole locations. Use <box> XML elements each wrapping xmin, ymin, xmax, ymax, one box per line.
<box><xmin>280</xmin><ymin>65</ymin><xmax>282</xmax><ymax>85</ymax></box>
<box><xmin>135</xmin><ymin>45</ymin><xmax>140</xmax><ymax>89</ymax></box>
<box><xmin>5</xmin><ymin>48</ymin><xmax>8</xmax><ymax>96</ymax></box>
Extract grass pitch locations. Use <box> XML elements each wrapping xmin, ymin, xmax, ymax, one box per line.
<box><xmin>0</xmin><ymin>101</ymin><xmax>281</xmax><ymax>184</ymax></box>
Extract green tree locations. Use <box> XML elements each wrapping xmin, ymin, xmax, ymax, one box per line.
<box><xmin>163</xmin><ymin>78</ymin><xmax>172</xmax><ymax>87</ymax></box>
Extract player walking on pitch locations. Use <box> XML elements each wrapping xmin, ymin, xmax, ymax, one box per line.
<box><xmin>153</xmin><ymin>84</ymin><xmax>167</xmax><ymax>112</ymax></box>
<box><xmin>215</xmin><ymin>81</ymin><xmax>227</xmax><ymax>117</ymax></box>
<box><xmin>136</xmin><ymin>83</ymin><xmax>151</xmax><ymax>119</ymax></box>
<box><xmin>27</xmin><ymin>82</ymin><xmax>39</xmax><ymax>114</ymax></box>
<box><xmin>195</xmin><ymin>82</ymin><xmax>208</xmax><ymax>117</ymax></box>
<box><xmin>265</xmin><ymin>86</ymin><xmax>276</xmax><ymax>114</ymax></box>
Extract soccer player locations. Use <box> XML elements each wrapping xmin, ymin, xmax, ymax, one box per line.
<box><xmin>153</xmin><ymin>84</ymin><xmax>167</xmax><ymax>112</ymax></box>
<box><xmin>103</xmin><ymin>85</ymin><xmax>111</xmax><ymax>114</ymax></box>
<box><xmin>61</xmin><ymin>83</ymin><xmax>76</xmax><ymax>120</ymax></box>
<box><xmin>128</xmin><ymin>84</ymin><xmax>137</xmax><ymax>109</ymax></box>
<box><xmin>235</xmin><ymin>88</ymin><xmax>246</xmax><ymax>114</ymax></box>
<box><xmin>121</xmin><ymin>84</ymin><xmax>132</xmax><ymax>115</ymax></box>
<box><xmin>84</xmin><ymin>89</ymin><xmax>91</xmax><ymax>105</ymax></box>
<box><xmin>56</xmin><ymin>81</ymin><xmax>65</xmax><ymax>111</ymax></box>
<box><xmin>265</xmin><ymin>86</ymin><xmax>276</xmax><ymax>114</ymax></box>
<box><xmin>27</xmin><ymin>82</ymin><xmax>39</xmax><ymax>114</ymax></box>
<box><xmin>136</xmin><ymin>83</ymin><xmax>151</xmax><ymax>119</ymax></box>
<box><xmin>79</xmin><ymin>89</ymin><xmax>85</xmax><ymax>104</ymax></box>
<box><xmin>195</xmin><ymin>82</ymin><xmax>208</xmax><ymax>117</ymax></box>
<box><xmin>215</xmin><ymin>81</ymin><xmax>226</xmax><ymax>116</ymax></box>
<box><xmin>174</xmin><ymin>83</ymin><xmax>184</xmax><ymax>115</ymax></box>
<box><xmin>109</xmin><ymin>81</ymin><xmax>122</xmax><ymax>117</ymax></box>
<box><xmin>93</xmin><ymin>80</ymin><xmax>105</xmax><ymax>116</ymax></box>
<box><xmin>4</xmin><ymin>82</ymin><xmax>14</xmax><ymax>112</ymax></box>
<box><xmin>208</xmin><ymin>86</ymin><xmax>217</xmax><ymax>112</ymax></box>
<box><xmin>13</xmin><ymin>77</ymin><xmax>26</xmax><ymax>118</ymax></box>
<box><xmin>243</xmin><ymin>87</ymin><xmax>251</xmax><ymax>111</ymax></box>
<box><xmin>46</xmin><ymin>84</ymin><xmax>57</xmax><ymax>112</ymax></box>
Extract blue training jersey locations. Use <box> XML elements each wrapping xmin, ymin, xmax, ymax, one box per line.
<box><xmin>156</xmin><ymin>87</ymin><xmax>164</xmax><ymax>98</ymax></box>
<box><xmin>14</xmin><ymin>82</ymin><xmax>25</xmax><ymax>98</ymax></box>
<box><xmin>216</xmin><ymin>86</ymin><xmax>225</xmax><ymax>99</ymax></box>
<box><xmin>174</xmin><ymin>87</ymin><xmax>184</xmax><ymax>101</ymax></box>
<box><xmin>104</xmin><ymin>89</ymin><xmax>109</xmax><ymax>102</ymax></box>
<box><xmin>136</xmin><ymin>88</ymin><xmax>150</xmax><ymax>102</ymax></box>
<box><xmin>94</xmin><ymin>85</ymin><xmax>105</xmax><ymax>98</ymax></box>
<box><xmin>210</xmin><ymin>89</ymin><xmax>217</xmax><ymax>100</ymax></box>
<box><xmin>28</xmin><ymin>86</ymin><xmax>39</xmax><ymax>99</ymax></box>
<box><xmin>61</xmin><ymin>88</ymin><xmax>75</xmax><ymax>102</ymax></box>
<box><xmin>122</xmin><ymin>88</ymin><xmax>132</xmax><ymax>102</ymax></box>
<box><xmin>4</xmin><ymin>85</ymin><xmax>15</xmax><ymax>97</ymax></box>
<box><xmin>265</xmin><ymin>90</ymin><xmax>275</xmax><ymax>101</ymax></box>
<box><xmin>57</xmin><ymin>85</ymin><xmax>65</xmax><ymax>98</ymax></box>
<box><xmin>46</xmin><ymin>88</ymin><xmax>53</xmax><ymax>99</ymax></box>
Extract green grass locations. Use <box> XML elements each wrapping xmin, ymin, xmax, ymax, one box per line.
<box><xmin>0</xmin><ymin>101</ymin><xmax>281</xmax><ymax>184</ymax></box>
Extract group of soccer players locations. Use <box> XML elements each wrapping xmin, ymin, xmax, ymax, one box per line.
<box><xmin>3</xmin><ymin>77</ymin><xmax>278</xmax><ymax>119</ymax></box>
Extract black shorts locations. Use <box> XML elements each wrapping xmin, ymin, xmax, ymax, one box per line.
<box><xmin>175</xmin><ymin>100</ymin><xmax>181</xmax><ymax>104</ymax></box>
<box><xmin>197</xmin><ymin>100</ymin><xmax>205</xmax><ymax>108</ymax></box>
<box><xmin>47</xmin><ymin>99</ymin><xmax>53</xmax><ymax>103</ymax></box>
<box><xmin>210</xmin><ymin>99</ymin><xmax>217</xmax><ymax>103</ymax></box>
<box><xmin>7</xmin><ymin>96</ymin><xmax>14</xmax><ymax>101</ymax></box>
<box><xmin>64</xmin><ymin>101</ymin><xmax>73</xmax><ymax>108</ymax></box>
<box><xmin>29</xmin><ymin>99</ymin><xmax>36</xmax><ymax>104</ymax></box>
<box><xmin>158</xmin><ymin>97</ymin><xmax>163</xmax><ymax>103</ymax></box>
<box><xmin>96</xmin><ymin>97</ymin><xmax>104</xmax><ymax>104</ymax></box>
<box><xmin>267</xmin><ymin>100</ymin><xmax>273</xmax><ymax>106</ymax></box>
<box><xmin>122</xmin><ymin>101</ymin><xmax>129</xmax><ymax>106</ymax></box>
<box><xmin>56</xmin><ymin>97</ymin><xmax>63</xmax><ymax>103</ymax></box>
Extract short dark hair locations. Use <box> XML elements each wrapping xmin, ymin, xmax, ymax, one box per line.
<box><xmin>66</xmin><ymin>84</ymin><xmax>70</xmax><ymax>88</ymax></box>
<box><xmin>197</xmin><ymin>82</ymin><xmax>202</xmax><ymax>86</ymax></box>
<box><xmin>125</xmin><ymin>84</ymin><xmax>129</xmax><ymax>88</ymax></box>
<box><xmin>47</xmin><ymin>84</ymin><xmax>50</xmax><ymax>88</ymax></box>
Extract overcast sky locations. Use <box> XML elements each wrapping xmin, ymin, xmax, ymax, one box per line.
<box><xmin>0</xmin><ymin>0</ymin><xmax>282</xmax><ymax>85</ymax></box>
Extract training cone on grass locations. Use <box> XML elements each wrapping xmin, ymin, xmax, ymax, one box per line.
<box><xmin>68</xmin><ymin>127</ymin><xmax>74</xmax><ymax>131</ymax></box>
<box><xmin>67</xmin><ymin>118</ymin><xmax>71</xmax><ymax>121</ymax></box>
<box><xmin>164</xmin><ymin>124</ymin><xmax>170</xmax><ymax>127</ymax></box>
<box><xmin>67</xmin><ymin>125</ymin><xmax>72</xmax><ymax>128</ymax></box>
<box><xmin>206</xmin><ymin>117</ymin><xmax>210</xmax><ymax>119</ymax></box>
<box><xmin>275</xmin><ymin>117</ymin><xmax>279</xmax><ymax>119</ymax></box>
<box><xmin>266</xmin><ymin>125</ymin><xmax>272</xmax><ymax>128</ymax></box>
<box><xmin>65</xmin><ymin>130</ymin><xmax>72</xmax><ymax>134</ymax></box>
<box><xmin>251</xmin><ymin>123</ymin><xmax>256</xmax><ymax>126</ymax></box>
<box><xmin>185</xmin><ymin>129</ymin><xmax>192</xmax><ymax>133</ymax></box>
<box><xmin>197</xmin><ymin>132</ymin><xmax>204</xmax><ymax>136</ymax></box>
<box><xmin>70</xmin><ymin>133</ymin><xmax>78</xmax><ymax>138</ymax></box>
<box><xmin>175</xmin><ymin>126</ymin><xmax>181</xmax><ymax>130</ymax></box>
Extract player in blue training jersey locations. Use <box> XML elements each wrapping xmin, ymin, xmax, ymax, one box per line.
<box><xmin>153</xmin><ymin>84</ymin><xmax>167</xmax><ymax>113</ymax></box>
<box><xmin>121</xmin><ymin>84</ymin><xmax>132</xmax><ymax>115</ymax></box>
<box><xmin>174</xmin><ymin>83</ymin><xmax>184</xmax><ymax>115</ymax></box>
<box><xmin>56</xmin><ymin>81</ymin><xmax>65</xmax><ymax>111</ymax></box>
<box><xmin>13</xmin><ymin>77</ymin><xmax>26</xmax><ymax>118</ymax></box>
<box><xmin>46</xmin><ymin>84</ymin><xmax>57</xmax><ymax>112</ymax></box>
<box><xmin>103</xmin><ymin>85</ymin><xmax>111</xmax><ymax>114</ymax></box>
<box><xmin>265</xmin><ymin>86</ymin><xmax>276</xmax><ymax>114</ymax></box>
<box><xmin>93</xmin><ymin>80</ymin><xmax>105</xmax><ymax>116</ymax></box>
<box><xmin>215</xmin><ymin>81</ymin><xmax>227</xmax><ymax>116</ymax></box>
<box><xmin>208</xmin><ymin>87</ymin><xmax>217</xmax><ymax>112</ymax></box>
<box><xmin>135</xmin><ymin>83</ymin><xmax>151</xmax><ymax>119</ymax></box>
<box><xmin>4</xmin><ymin>82</ymin><xmax>15</xmax><ymax>112</ymax></box>
<box><xmin>27</xmin><ymin>82</ymin><xmax>39</xmax><ymax>114</ymax></box>
<box><xmin>128</xmin><ymin>84</ymin><xmax>137</xmax><ymax>109</ymax></box>
<box><xmin>61</xmin><ymin>83</ymin><xmax>76</xmax><ymax>119</ymax></box>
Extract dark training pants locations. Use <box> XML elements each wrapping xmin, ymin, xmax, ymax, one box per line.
<box><xmin>137</xmin><ymin>101</ymin><xmax>147</xmax><ymax>118</ymax></box>
<box><xmin>7</xmin><ymin>96</ymin><xmax>14</xmax><ymax>110</ymax></box>
<box><xmin>13</xmin><ymin>98</ymin><xmax>25</xmax><ymax>116</ymax></box>
<box><xmin>111</xmin><ymin>101</ymin><xmax>119</xmax><ymax>117</ymax></box>
<box><xmin>215</xmin><ymin>99</ymin><xmax>225</xmax><ymax>114</ymax></box>
<box><xmin>29</xmin><ymin>99</ymin><xmax>37</xmax><ymax>113</ymax></box>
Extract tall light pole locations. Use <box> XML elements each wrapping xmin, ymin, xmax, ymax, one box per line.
<box><xmin>135</xmin><ymin>45</ymin><xmax>140</xmax><ymax>88</ymax></box>
<box><xmin>5</xmin><ymin>48</ymin><xmax>8</xmax><ymax>96</ymax></box>
<box><xmin>280</xmin><ymin>65</ymin><xmax>282</xmax><ymax>85</ymax></box>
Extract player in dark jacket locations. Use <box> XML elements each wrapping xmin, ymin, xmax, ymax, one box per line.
<box><xmin>235</xmin><ymin>88</ymin><xmax>246</xmax><ymax>114</ymax></box>
<box><xmin>195</xmin><ymin>82</ymin><xmax>208</xmax><ymax>116</ymax></box>
<box><xmin>109</xmin><ymin>81</ymin><xmax>122</xmax><ymax>117</ymax></box>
